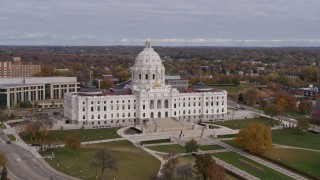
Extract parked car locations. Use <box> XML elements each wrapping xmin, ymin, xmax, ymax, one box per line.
<box><xmin>6</xmin><ymin>140</ymin><xmax>11</xmax><ymax>144</ymax></box>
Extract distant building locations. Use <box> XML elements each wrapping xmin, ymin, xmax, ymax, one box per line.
<box><xmin>0</xmin><ymin>77</ymin><xmax>79</xmax><ymax>109</ymax></box>
<box><xmin>165</xmin><ymin>76</ymin><xmax>189</xmax><ymax>89</ymax></box>
<box><xmin>299</xmin><ymin>85</ymin><xmax>319</xmax><ymax>97</ymax></box>
<box><xmin>0</xmin><ymin>57</ymin><xmax>41</xmax><ymax>78</ymax></box>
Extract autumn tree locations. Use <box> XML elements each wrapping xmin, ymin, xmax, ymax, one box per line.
<box><xmin>64</xmin><ymin>135</ymin><xmax>81</xmax><ymax>151</ymax></box>
<box><xmin>194</xmin><ymin>153</ymin><xmax>224</xmax><ymax>180</ymax></box>
<box><xmin>24</xmin><ymin>114</ymin><xmax>53</xmax><ymax>149</ymax></box>
<box><xmin>91</xmin><ymin>148</ymin><xmax>117</xmax><ymax>178</ymax></box>
<box><xmin>100</xmin><ymin>79</ymin><xmax>114</xmax><ymax>90</ymax></box>
<box><xmin>272</xmin><ymin>92</ymin><xmax>297</xmax><ymax>111</ymax></box>
<box><xmin>234</xmin><ymin>123</ymin><xmax>272</xmax><ymax>154</ymax></box>
<box><xmin>0</xmin><ymin>152</ymin><xmax>6</xmax><ymax>167</ymax></box>
<box><xmin>0</xmin><ymin>111</ymin><xmax>8</xmax><ymax>126</ymax></box>
<box><xmin>185</xmin><ymin>139</ymin><xmax>199</xmax><ymax>153</ymax></box>
<box><xmin>264</xmin><ymin>104</ymin><xmax>283</xmax><ymax>117</ymax></box>
<box><xmin>205</xmin><ymin>163</ymin><xmax>225</xmax><ymax>180</ymax></box>
<box><xmin>298</xmin><ymin>99</ymin><xmax>312</xmax><ymax>114</ymax></box>
<box><xmin>243</xmin><ymin>88</ymin><xmax>259</xmax><ymax>105</ymax></box>
<box><xmin>176</xmin><ymin>163</ymin><xmax>194</xmax><ymax>180</ymax></box>
<box><xmin>297</xmin><ymin>119</ymin><xmax>310</xmax><ymax>132</ymax></box>
<box><xmin>160</xmin><ymin>150</ymin><xmax>179</xmax><ymax>180</ymax></box>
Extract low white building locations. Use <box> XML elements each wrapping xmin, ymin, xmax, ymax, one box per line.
<box><xmin>0</xmin><ymin>77</ymin><xmax>79</xmax><ymax>109</ymax></box>
<box><xmin>64</xmin><ymin>39</ymin><xmax>227</xmax><ymax>126</ymax></box>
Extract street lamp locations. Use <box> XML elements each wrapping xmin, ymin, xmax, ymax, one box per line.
<box><xmin>67</xmin><ymin>166</ymin><xmax>70</xmax><ymax>175</ymax></box>
<box><xmin>80</xmin><ymin>170</ymin><xmax>82</xmax><ymax>179</ymax></box>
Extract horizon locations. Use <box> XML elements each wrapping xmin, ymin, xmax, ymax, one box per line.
<box><xmin>1</xmin><ymin>1</ymin><xmax>320</xmax><ymax>47</ymax></box>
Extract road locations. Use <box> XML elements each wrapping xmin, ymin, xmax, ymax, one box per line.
<box><xmin>0</xmin><ymin>133</ymin><xmax>77</xmax><ymax>180</ymax></box>
<box><xmin>227</xmin><ymin>100</ymin><xmax>320</xmax><ymax>131</ymax></box>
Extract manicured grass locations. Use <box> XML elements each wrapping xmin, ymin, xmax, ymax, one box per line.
<box><xmin>265</xmin><ymin>148</ymin><xmax>320</xmax><ymax>178</ymax></box>
<box><xmin>272</xmin><ymin>129</ymin><xmax>320</xmax><ymax>150</ymax></box>
<box><xmin>22</xmin><ymin>128</ymin><xmax>120</xmax><ymax>144</ymax></box>
<box><xmin>210</xmin><ymin>117</ymin><xmax>276</xmax><ymax>129</ymax></box>
<box><xmin>45</xmin><ymin>141</ymin><xmax>160</xmax><ymax>180</ymax></box>
<box><xmin>199</xmin><ymin>144</ymin><xmax>224</xmax><ymax>151</ymax></box>
<box><xmin>141</xmin><ymin>138</ymin><xmax>171</xmax><ymax>145</ymax></box>
<box><xmin>146</xmin><ymin>144</ymin><xmax>186</xmax><ymax>153</ymax></box>
<box><xmin>213</xmin><ymin>152</ymin><xmax>293</xmax><ymax>180</ymax></box>
<box><xmin>211</xmin><ymin>85</ymin><xmax>246</xmax><ymax>93</ymax></box>
<box><xmin>178</xmin><ymin>155</ymin><xmax>196</xmax><ymax>165</ymax></box>
<box><xmin>218</xmin><ymin>134</ymin><xmax>237</xmax><ymax>139</ymax></box>
<box><xmin>0</xmin><ymin>124</ymin><xmax>6</xmax><ymax>129</ymax></box>
<box><xmin>7</xmin><ymin>134</ymin><xmax>17</xmax><ymax>141</ymax></box>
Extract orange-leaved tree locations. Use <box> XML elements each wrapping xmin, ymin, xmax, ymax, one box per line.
<box><xmin>234</xmin><ymin>123</ymin><xmax>272</xmax><ymax>154</ymax></box>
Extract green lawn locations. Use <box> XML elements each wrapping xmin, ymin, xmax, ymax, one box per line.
<box><xmin>146</xmin><ymin>144</ymin><xmax>186</xmax><ymax>153</ymax></box>
<box><xmin>266</xmin><ymin>148</ymin><xmax>320</xmax><ymax>178</ymax></box>
<box><xmin>22</xmin><ymin>128</ymin><xmax>120</xmax><ymax>144</ymax></box>
<box><xmin>141</xmin><ymin>138</ymin><xmax>171</xmax><ymax>145</ymax></box>
<box><xmin>199</xmin><ymin>144</ymin><xmax>224</xmax><ymax>151</ymax></box>
<box><xmin>0</xmin><ymin>124</ymin><xmax>6</xmax><ymax>129</ymax></box>
<box><xmin>217</xmin><ymin>134</ymin><xmax>237</xmax><ymax>139</ymax></box>
<box><xmin>45</xmin><ymin>141</ymin><xmax>160</xmax><ymax>180</ymax></box>
<box><xmin>7</xmin><ymin>134</ymin><xmax>17</xmax><ymax>141</ymax></box>
<box><xmin>178</xmin><ymin>155</ymin><xmax>196</xmax><ymax>165</ymax></box>
<box><xmin>211</xmin><ymin>85</ymin><xmax>247</xmax><ymax>93</ymax></box>
<box><xmin>272</xmin><ymin>129</ymin><xmax>320</xmax><ymax>150</ymax></box>
<box><xmin>213</xmin><ymin>152</ymin><xmax>293</xmax><ymax>180</ymax></box>
<box><xmin>210</xmin><ymin>117</ymin><xmax>276</xmax><ymax>129</ymax></box>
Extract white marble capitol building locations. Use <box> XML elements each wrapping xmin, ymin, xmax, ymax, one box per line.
<box><xmin>64</xmin><ymin>39</ymin><xmax>227</xmax><ymax>127</ymax></box>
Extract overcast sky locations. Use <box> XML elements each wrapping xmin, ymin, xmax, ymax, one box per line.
<box><xmin>0</xmin><ymin>0</ymin><xmax>319</xmax><ymax>46</ymax></box>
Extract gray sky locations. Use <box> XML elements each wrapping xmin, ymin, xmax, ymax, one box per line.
<box><xmin>0</xmin><ymin>0</ymin><xmax>319</xmax><ymax>46</ymax></box>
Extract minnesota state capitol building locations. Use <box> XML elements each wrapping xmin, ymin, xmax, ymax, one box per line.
<box><xmin>64</xmin><ymin>39</ymin><xmax>227</xmax><ymax>127</ymax></box>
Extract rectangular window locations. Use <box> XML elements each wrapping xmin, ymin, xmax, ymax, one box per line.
<box><xmin>139</xmin><ymin>74</ymin><xmax>141</xmax><ymax>79</ymax></box>
<box><xmin>146</xmin><ymin>74</ymin><xmax>148</xmax><ymax>79</ymax></box>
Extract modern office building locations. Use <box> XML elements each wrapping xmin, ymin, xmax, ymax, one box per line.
<box><xmin>0</xmin><ymin>57</ymin><xmax>41</xmax><ymax>78</ymax></box>
<box><xmin>64</xmin><ymin>39</ymin><xmax>227</xmax><ymax>126</ymax></box>
<box><xmin>0</xmin><ymin>77</ymin><xmax>79</xmax><ymax>109</ymax></box>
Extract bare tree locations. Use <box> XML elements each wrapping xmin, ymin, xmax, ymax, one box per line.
<box><xmin>176</xmin><ymin>163</ymin><xmax>194</xmax><ymax>180</ymax></box>
<box><xmin>24</xmin><ymin>114</ymin><xmax>53</xmax><ymax>151</ymax></box>
<box><xmin>160</xmin><ymin>150</ymin><xmax>179</xmax><ymax>180</ymax></box>
<box><xmin>91</xmin><ymin>148</ymin><xmax>117</xmax><ymax>179</ymax></box>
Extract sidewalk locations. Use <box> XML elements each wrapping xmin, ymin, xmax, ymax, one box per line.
<box><xmin>215</xmin><ymin>140</ymin><xmax>308</xmax><ymax>180</ymax></box>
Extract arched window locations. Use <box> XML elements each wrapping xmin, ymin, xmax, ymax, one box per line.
<box><xmin>157</xmin><ymin>100</ymin><xmax>161</xmax><ymax>109</ymax></box>
<box><xmin>150</xmin><ymin>100</ymin><xmax>154</xmax><ymax>109</ymax></box>
<box><xmin>165</xmin><ymin>100</ymin><xmax>169</xmax><ymax>108</ymax></box>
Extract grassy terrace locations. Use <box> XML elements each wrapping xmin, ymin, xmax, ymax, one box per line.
<box><xmin>140</xmin><ymin>138</ymin><xmax>171</xmax><ymax>145</ymax></box>
<box><xmin>7</xmin><ymin>134</ymin><xmax>17</xmax><ymax>141</ymax></box>
<box><xmin>210</xmin><ymin>117</ymin><xmax>276</xmax><ymax>129</ymax></box>
<box><xmin>22</xmin><ymin>128</ymin><xmax>120</xmax><ymax>143</ymax></box>
<box><xmin>272</xmin><ymin>129</ymin><xmax>320</xmax><ymax>150</ymax></box>
<box><xmin>266</xmin><ymin>148</ymin><xmax>320</xmax><ymax>178</ymax></box>
<box><xmin>199</xmin><ymin>144</ymin><xmax>224</xmax><ymax>151</ymax></box>
<box><xmin>211</xmin><ymin>85</ymin><xmax>247</xmax><ymax>93</ymax></box>
<box><xmin>45</xmin><ymin>141</ymin><xmax>160</xmax><ymax>180</ymax></box>
<box><xmin>146</xmin><ymin>144</ymin><xmax>186</xmax><ymax>153</ymax></box>
<box><xmin>0</xmin><ymin>124</ymin><xmax>6</xmax><ymax>129</ymax></box>
<box><xmin>213</xmin><ymin>152</ymin><xmax>293</xmax><ymax>180</ymax></box>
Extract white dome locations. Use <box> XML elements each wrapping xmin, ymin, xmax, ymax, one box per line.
<box><xmin>134</xmin><ymin>38</ymin><xmax>162</xmax><ymax>66</ymax></box>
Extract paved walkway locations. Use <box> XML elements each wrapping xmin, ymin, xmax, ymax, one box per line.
<box><xmin>214</xmin><ymin>140</ymin><xmax>308</xmax><ymax>180</ymax></box>
<box><xmin>273</xmin><ymin>144</ymin><xmax>320</xmax><ymax>153</ymax></box>
<box><xmin>213</xmin><ymin>157</ymin><xmax>259</xmax><ymax>180</ymax></box>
